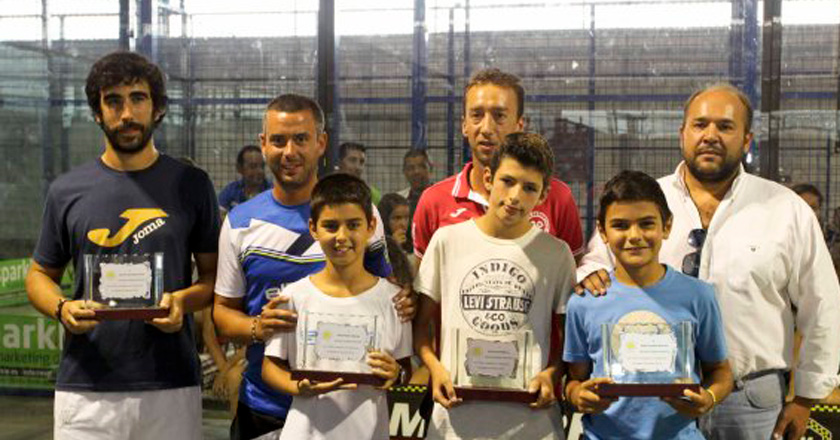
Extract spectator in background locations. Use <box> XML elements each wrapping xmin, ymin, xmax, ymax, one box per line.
<box><xmin>398</xmin><ymin>149</ymin><xmax>432</xmax><ymax>210</ymax></box>
<box><xmin>792</xmin><ymin>184</ymin><xmax>840</xmax><ymax>274</ymax></box>
<box><xmin>337</xmin><ymin>141</ymin><xmax>381</xmax><ymax>204</ymax></box>
<box><xmin>219</xmin><ymin>144</ymin><xmax>272</xmax><ymax>214</ymax></box>
<box><xmin>379</xmin><ymin>192</ymin><xmax>413</xmax><ymax>257</ymax></box>
<box><xmin>398</xmin><ymin>149</ymin><xmax>432</xmax><ymax>251</ymax></box>
<box><xmin>791</xmin><ymin>182</ymin><xmax>824</xmax><ymax>227</ymax></box>
<box><xmin>828</xmin><ymin>207</ymin><xmax>840</xmax><ymax>241</ymax></box>
<box><xmin>827</xmin><ymin>206</ymin><xmax>840</xmax><ymax>274</ymax></box>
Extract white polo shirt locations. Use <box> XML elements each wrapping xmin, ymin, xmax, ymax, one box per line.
<box><xmin>577</xmin><ymin>163</ymin><xmax>840</xmax><ymax>399</ymax></box>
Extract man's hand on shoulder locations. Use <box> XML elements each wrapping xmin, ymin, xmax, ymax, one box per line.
<box><xmin>573</xmin><ymin>269</ymin><xmax>611</xmax><ymax>296</ymax></box>
<box><xmin>257</xmin><ymin>294</ymin><xmax>298</xmax><ymax>341</ymax></box>
<box><xmin>389</xmin><ymin>280</ymin><xmax>417</xmax><ymax>322</ymax></box>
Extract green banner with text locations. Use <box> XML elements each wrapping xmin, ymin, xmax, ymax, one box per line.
<box><xmin>0</xmin><ymin>312</ymin><xmax>62</xmax><ymax>390</ymax></box>
<box><xmin>0</xmin><ymin>258</ymin><xmax>73</xmax><ymax>307</ymax></box>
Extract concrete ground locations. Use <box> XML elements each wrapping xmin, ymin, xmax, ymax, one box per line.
<box><xmin>0</xmin><ymin>395</ymin><xmax>232</xmax><ymax>440</ymax></box>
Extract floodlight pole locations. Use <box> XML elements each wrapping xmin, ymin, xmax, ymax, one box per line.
<box><xmin>137</xmin><ymin>0</ymin><xmax>155</xmax><ymax>60</ymax></box>
<box><xmin>461</xmin><ymin>0</ymin><xmax>471</xmax><ymax>165</ymax></box>
<box><xmin>120</xmin><ymin>0</ymin><xmax>131</xmax><ymax>50</ymax></box>
<box><xmin>759</xmin><ymin>0</ymin><xmax>782</xmax><ymax>181</ymax></box>
<box><xmin>446</xmin><ymin>7</ymin><xmax>456</xmax><ymax>175</ymax></box>
<box><xmin>318</xmin><ymin>0</ymin><xmax>339</xmax><ymax>176</ymax></box>
<box><xmin>730</xmin><ymin>0</ymin><xmax>759</xmax><ymax>170</ymax></box>
<box><xmin>411</xmin><ymin>0</ymin><xmax>428</xmax><ymax>150</ymax></box>
<box><xmin>585</xmin><ymin>3</ymin><xmax>597</xmax><ymax>241</ymax></box>
<box><xmin>41</xmin><ymin>0</ymin><xmax>55</xmax><ymax>191</ymax></box>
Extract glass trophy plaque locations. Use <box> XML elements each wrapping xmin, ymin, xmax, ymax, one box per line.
<box><xmin>83</xmin><ymin>253</ymin><xmax>168</xmax><ymax>320</ymax></box>
<box><xmin>451</xmin><ymin>327</ymin><xmax>536</xmax><ymax>403</ymax></box>
<box><xmin>598</xmin><ymin>320</ymin><xmax>700</xmax><ymax>397</ymax></box>
<box><xmin>290</xmin><ymin>311</ymin><xmax>383</xmax><ymax>386</ymax></box>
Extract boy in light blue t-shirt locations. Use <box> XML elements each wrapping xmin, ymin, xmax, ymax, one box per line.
<box><xmin>563</xmin><ymin>170</ymin><xmax>733</xmax><ymax>439</ymax></box>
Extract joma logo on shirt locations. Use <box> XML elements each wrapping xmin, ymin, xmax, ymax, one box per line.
<box><xmin>87</xmin><ymin>208</ymin><xmax>169</xmax><ymax>247</ymax></box>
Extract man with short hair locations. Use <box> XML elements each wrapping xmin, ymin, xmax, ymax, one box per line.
<box><xmin>412</xmin><ymin>68</ymin><xmax>584</xmax><ymax>260</ymax></box>
<box><xmin>213</xmin><ymin>94</ymin><xmax>414</xmax><ymax>440</ymax></box>
<box><xmin>25</xmin><ymin>51</ymin><xmax>219</xmax><ymax>440</ymax></box>
<box><xmin>398</xmin><ymin>149</ymin><xmax>432</xmax><ymax>254</ymax></box>
<box><xmin>398</xmin><ymin>149</ymin><xmax>432</xmax><ymax>205</ymax></box>
<box><xmin>218</xmin><ymin>144</ymin><xmax>272</xmax><ymax>214</ymax></box>
<box><xmin>337</xmin><ymin>141</ymin><xmax>381</xmax><ymax>204</ymax></box>
<box><xmin>577</xmin><ymin>83</ymin><xmax>840</xmax><ymax>440</ymax></box>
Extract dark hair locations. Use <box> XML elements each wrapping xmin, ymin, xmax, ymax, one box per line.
<box><xmin>236</xmin><ymin>145</ymin><xmax>262</xmax><ymax>168</ymax></box>
<box><xmin>310</xmin><ymin>173</ymin><xmax>373</xmax><ymax>225</ymax></box>
<box><xmin>791</xmin><ymin>182</ymin><xmax>823</xmax><ymax>206</ymax></box>
<box><xmin>403</xmin><ymin>149</ymin><xmax>430</xmax><ymax>168</ymax></box>
<box><xmin>488</xmin><ymin>132</ymin><xmax>554</xmax><ymax>191</ymax></box>
<box><xmin>85</xmin><ymin>51</ymin><xmax>167</xmax><ymax>122</ymax></box>
<box><xmin>597</xmin><ymin>170</ymin><xmax>672</xmax><ymax>226</ymax></box>
<box><xmin>683</xmin><ymin>82</ymin><xmax>753</xmax><ymax>133</ymax></box>
<box><xmin>265</xmin><ymin>94</ymin><xmax>325</xmax><ymax>133</ymax></box>
<box><xmin>385</xmin><ymin>235</ymin><xmax>414</xmax><ymax>287</ymax></box>
<box><xmin>464</xmin><ymin>68</ymin><xmax>525</xmax><ymax>118</ymax></box>
<box><xmin>339</xmin><ymin>142</ymin><xmax>366</xmax><ymax>160</ymax></box>
<box><xmin>378</xmin><ymin>193</ymin><xmax>410</xmax><ymax>238</ymax></box>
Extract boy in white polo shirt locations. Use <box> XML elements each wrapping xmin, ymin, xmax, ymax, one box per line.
<box><xmin>414</xmin><ymin>132</ymin><xmax>575</xmax><ymax>440</ymax></box>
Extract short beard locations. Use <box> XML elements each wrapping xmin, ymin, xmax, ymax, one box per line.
<box><xmin>685</xmin><ymin>156</ymin><xmax>742</xmax><ymax>183</ymax></box>
<box><xmin>270</xmin><ymin>162</ymin><xmax>315</xmax><ymax>192</ymax></box>
<box><xmin>100</xmin><ymin>120</ymin><xmax>156</xmax><ymax>154</ymax></box>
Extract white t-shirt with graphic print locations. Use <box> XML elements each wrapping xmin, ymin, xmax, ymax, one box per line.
<box><xmin>415</xmin><ymin>219</ymin><xmax>576</xmax><ymax>440</ymax></box>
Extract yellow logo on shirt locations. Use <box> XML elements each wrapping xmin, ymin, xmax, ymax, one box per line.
<box><xmin>87</xmin><ymin>208</ymin><xmax>169</xmax><ymax>247</ymax></box>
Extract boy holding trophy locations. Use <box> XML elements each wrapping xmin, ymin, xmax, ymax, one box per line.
<box><xmin>414</xmin><ymin>133</ymin><xmax>575</xmax><ymax>440</ymax></box>
<box><xmin>261</xmin><ymin>173</ymin><xmax>411</xmax><ymax>440</ymax></box>
<box><xmin>563</xmin><ymin>170</ymin><xmax>733</xmax><ymax>439</ymax></box>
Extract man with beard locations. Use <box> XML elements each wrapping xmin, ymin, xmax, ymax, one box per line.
<box><xmin>412</xmin><ymin>68</ymin><xmax>584</xmax><ymax>260</ymax></box>
<box><xmin>213</xmin><ymin>94</ymin><xmax>415</xmax><ymax>440</ymax></box>
<box><xmin>25</xmin><ymin>51</ymin><xmax>219</xmax><ymax>439</ymax></box>
<box><xmin>576</xmin><ymin>83</ymin><xmax>840</xmax><ymax>440</ymax></box>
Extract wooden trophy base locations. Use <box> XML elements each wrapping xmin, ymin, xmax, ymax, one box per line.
<box><xmin>598</xmin><ymin>383</ymin><xmax>701</xmax><ymax>398</ymax></box>
<box><xmin>291</xmin><ymin>370</ymin><xmax>385</xmax><ymax>386</ymax></box>
<box><xmin>93</xmin><ymin>307</ymin><xmax>169</xmax><ymax>320</ymax></box>
<box><xmin>454</xmin><ymin>386</ymin><xmax>536</xmax><ymax>403</ymax></box>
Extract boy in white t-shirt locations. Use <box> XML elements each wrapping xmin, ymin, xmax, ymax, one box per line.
<box><xmin>262</xmin><ymin>173</ymin><xmax>412</xmax><ymax>440</ymax></box>
<box><xmin>414</xmin><ymin>132</ymin><xmax>576</xmax><ymax>440</ymax></box>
